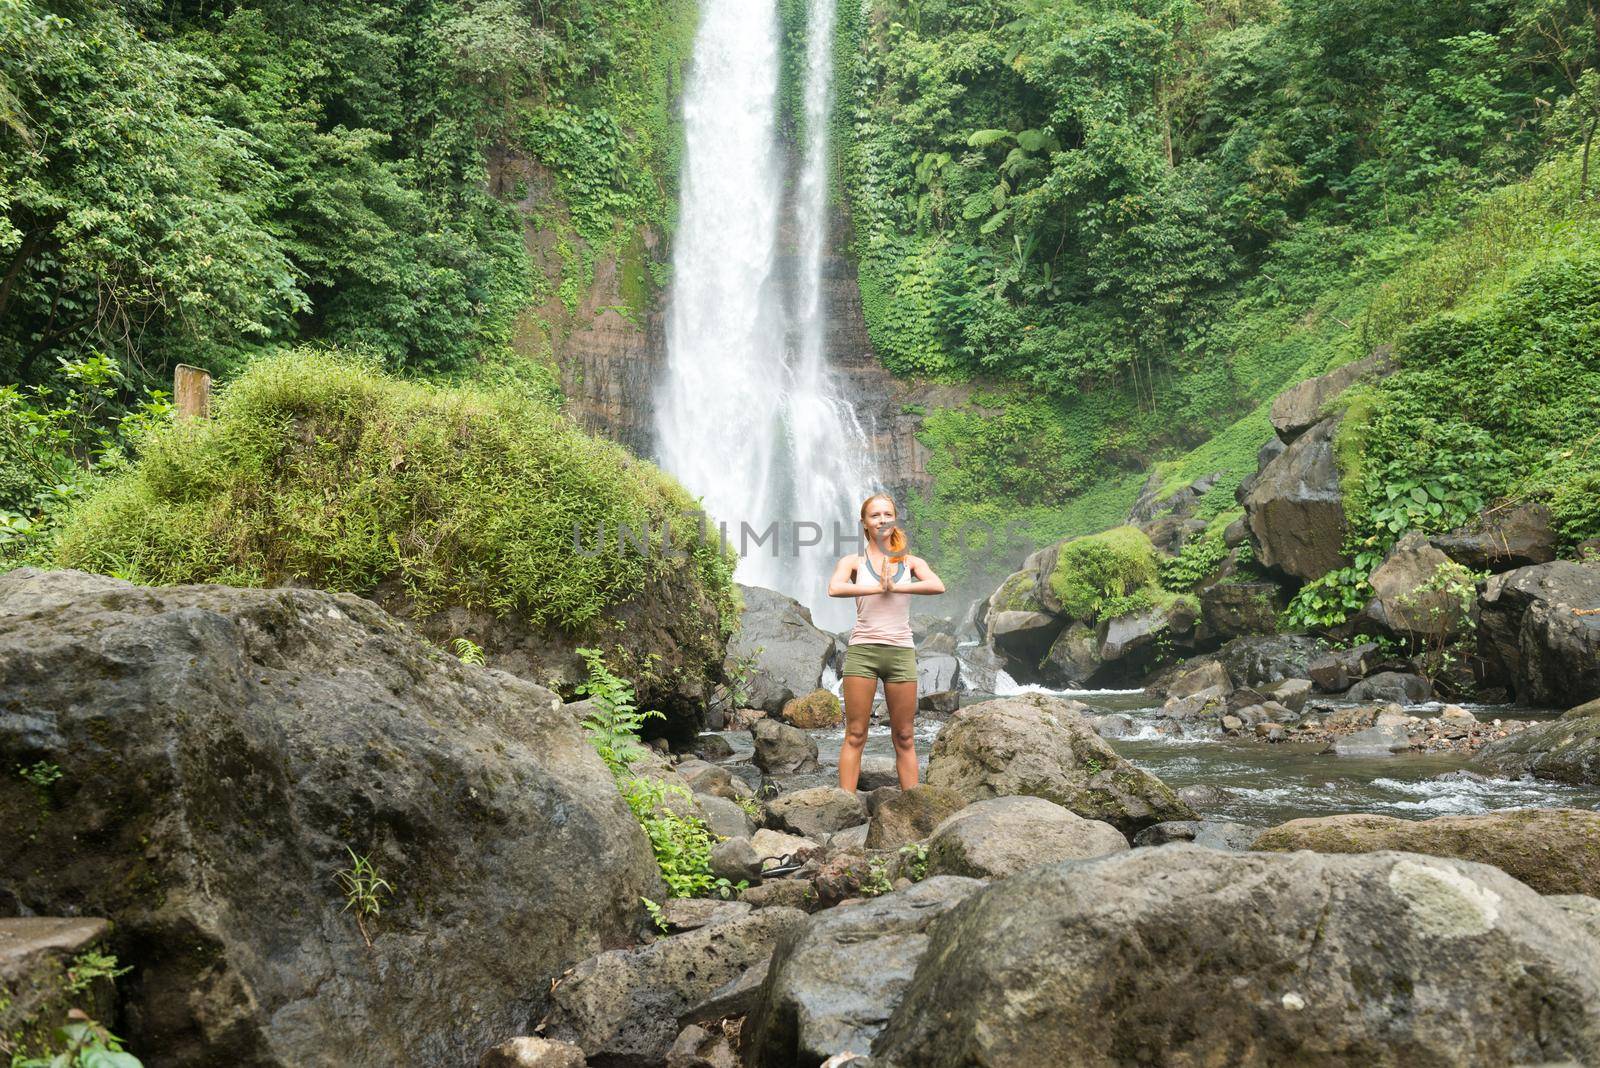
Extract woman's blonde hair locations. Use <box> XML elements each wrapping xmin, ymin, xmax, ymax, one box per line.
<box><xmin>860</xmin><ymin>493</ymin><xmax>908</xmax><ymax>559</ymax></box>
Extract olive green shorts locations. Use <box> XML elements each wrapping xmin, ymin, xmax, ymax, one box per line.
<box><xmin>841</xmin><ymin>642</ymin><xmax>918</xmax><ymax>684</ymax></box>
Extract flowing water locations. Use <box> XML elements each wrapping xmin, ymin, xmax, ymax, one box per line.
<box><xmin>656</xmin><ymin>0</ymin><xmax>879</xmax><ymax>633</ymax></box>
<box><xmin>719</xmin><ymin>678</ymin><xmax>1600</xmax><ymax>827</ymax></box>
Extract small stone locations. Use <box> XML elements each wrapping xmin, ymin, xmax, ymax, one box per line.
<box><xmin>710</xmin><ymin>837</ymin><xmax>762</xmax><ymax>884</ymax></box>
<box><xmin>741</xmin><ymin>880</ymin><xmax>815</xmax><ymax>911</ymax></box>
<box><xmin>479</xmin><ymin>1037</ymin><xmax>587</xmax><ymax>1068</ymax></box>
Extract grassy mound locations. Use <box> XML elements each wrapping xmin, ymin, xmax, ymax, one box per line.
<box><xmin>55</xmin><ymin>350</ymin><xmax>737</xmax><ymax>633</ymax></box>
<box><xmin>1047</xmin><ymin>527</ymin><xmax>1158</xmax><ymax>622</ymax></box>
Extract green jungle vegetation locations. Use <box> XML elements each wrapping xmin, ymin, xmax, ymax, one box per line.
<box><xmin>0</xmin><ymin>0</ymin><xmax>697</xmax><ymax>584</ymax></box>
<box><xmin>836</xmin><ymin>0</ymin><xmax>1600</xmax><ymax>602</ymax></box>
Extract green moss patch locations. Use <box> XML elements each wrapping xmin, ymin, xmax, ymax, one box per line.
<box><xmin>54</xmin><ymin>350</ymin><xmax>736</xmax><ymax>630</ymax></box>
<box><xmin>1047</xmin><ymin>526</ymin><xmax>1158</xmax><ymax>622</ymax></box>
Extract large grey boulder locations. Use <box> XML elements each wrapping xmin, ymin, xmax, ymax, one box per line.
<box><xmin>742</xmin><ymin>878</ymin><xmax>984</xmax><ymax>1068</ymax></box>
<box><xmin>763</xmin><ymin>787</ymin><xmax>868</xmax><ymax>839</ymax></box>
<box><xmin>1470</xmin><ymin>714</ymin><xmax>1600</xmax><ymax>786</ymax></box>
<box><xmin>0</xmin><ymin>569</ymin><xmax>658</xmax><ymax>1068</ymax></box>
<box><xmin>1477</xmin><ymin>560</ymin><xmax>1600</xmax><ymax>706</ymax></box>
<box><xmin>1243</xmin><ymin>416</ymin><xmax>1350</xmax><ymax>580</ymax></box>
<box><xmin>1346</xmin><ymin>671</ymin><xmax>1432</xmax><ymax>704</ymax></box>
<box><xmin>540</xmin><ymin>907</ymin><xmax>807</xmax><ymax>1066</ymax></box>
<box><xmin>1251</xmin><ymin>809</ymin><xmax>1600</xmax><ymax>897</ymax></box>
<box><xmin>1037</xmin><ymin>621</ymin><xmax>1102</xmax><ymax>689</ymax></box>
<box><xmin>1363</xmin><ymin>532</ymin><xmax>1473</xmax><ymax>639</ymax></box>
<box><xmin>871</xmin><ymin>847</ymin><xmax>1600</xmax><ymax>1067</ymax></box>
<box><xmin>1269</xmin><ymin>350</ymin><xmax>1387</xmax><ymax>442</ymax></box>
<box><xmin>751</xmin><ymin>718</ymin><xmax>820</xmax><ymax>774</ymax></box>
<box><xmin>724</xmin><ymin>585</ymin><xmax>837</xmax><ymax>713</ymax></box>
<box><xmin>923</xmin><ymin>694</ymin><xmax>1195</xmax><ymax>835</ymax></box>
<box><xmin>925</xmin><ymin>796</ymin><xmax>1128</xmax><ymax>879</ymax></box>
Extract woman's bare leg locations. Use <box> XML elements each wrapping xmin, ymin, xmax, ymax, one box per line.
<box><xmin>838</xmin><ymin>675</ymin><xmax>878</xmax><ymax>792</ymax></box>
<box><xmin>885</xmin><ymin>680</ymin><xmax>919</xmax><ymax>789</ymax></box>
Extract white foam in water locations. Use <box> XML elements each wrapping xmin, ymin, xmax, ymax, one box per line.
<box><xmin>1370</xmin><ymin>775</ymin><xmax>1596</xmax><ymax>815</ymax></box>
<box><xmin>991</xmin><ymin>667</ymin><xmax>1145</xmax><ymax>699</ymax></box>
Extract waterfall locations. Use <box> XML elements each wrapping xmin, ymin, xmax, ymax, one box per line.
<box><xmin>656</xmin><ymin>0</ymin><xmax>879</xmax><ymax>633</ymax></box>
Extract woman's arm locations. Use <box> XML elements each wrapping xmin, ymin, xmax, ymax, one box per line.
<box><xmin>827</xmin><ymin>554</ymin><xmax>885</xmax><ymax>597</ymax></box>
<box><xmin>899</xmin><ymin>555</ymin><xmax>946</xmax><ymax>595</ymax></box>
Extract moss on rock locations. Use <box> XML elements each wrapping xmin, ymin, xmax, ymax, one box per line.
<box><xmin>1047</xmin><ymin>527</ymin><xmax>1158</xmax><ymax>622</ymax></box>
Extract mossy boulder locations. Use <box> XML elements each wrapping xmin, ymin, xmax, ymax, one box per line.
<box><xmin>1470</xmin><ymin>714</ymin><xmax>1600</xmax><ymax>785</ymax></box>
<box><xmin>1046</xmin><ymin>526</ymin><xmax>1158</xmax><ymax>622</ymax></box>
<box><xmin>871</xmin><ymin>848</ymin><xmax>1600</xmax><ymax>1067</ymax></box>
<box><xmin>924</xmin><ymin>693</ymin><xmax>1195</xmax><ymax>835</ymax></box>
<box><xmin>0</xmin><ymin>568</ymin><xmax>659</xmax><ymax>1066</ymax></box>
<box><xmin>53</xmin><ymin>351</ymin><xmax>737</xmax><ymax>730</ymax></box>
<box><xmin>1251</xmin><ymin>809</ymin><xmax>1600</xmax><ymax>896</ymax></box>
<box><xmin>779</xmin><ymin>688</ymin><xmax>842</xmax><ymax>729</ymax></box>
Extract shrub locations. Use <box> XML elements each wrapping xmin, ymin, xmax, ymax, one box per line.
<box><xmin>53</xmin><ymin>349</ymin><xmax>736</xmax><ymax>630</ymax></box>
<box><xmin>1047</xmin><ymin>526</ymin><xmax>1158</xmax><ymax>622</ymax></box>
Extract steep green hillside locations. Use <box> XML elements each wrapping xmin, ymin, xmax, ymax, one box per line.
<box><xmin>0</xmin><ymin>0</ymin><xmax>691</xmax><ymax>384</ymax></box>
<box><xmin>834</xmin><ymin>0</ymin><xmax>1600</xmax><ymax>597</ymax></box>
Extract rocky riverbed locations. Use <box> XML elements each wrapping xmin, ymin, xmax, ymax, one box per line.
<box><xmin>8</xmin><ymin>569</ymin><xmax>1600</xmax><ymax>1068</ymax></box>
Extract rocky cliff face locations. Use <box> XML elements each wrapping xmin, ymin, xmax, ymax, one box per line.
<box><xmin>489</xmin><ymin>148</ymin><xmax>663</xmax><ymax>460</ymax></box>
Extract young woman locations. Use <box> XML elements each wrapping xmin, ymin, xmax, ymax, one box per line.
<box><xmin>826</xmin><ymin>493</ymin><xmax>945</xmax><ymax>792</ymax></box>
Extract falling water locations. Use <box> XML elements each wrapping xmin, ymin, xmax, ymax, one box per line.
<box><xmin>656</xmin><ymin>0</ymin><xmax>879</xmax><ymax>632</ymax></box>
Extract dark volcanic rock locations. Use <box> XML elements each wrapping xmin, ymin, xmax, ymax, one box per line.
<box><xmin>742</xmin><ymin>878</ymin><xmax>984</xmax><ymax>1068</ymax></box>
<box><xmin>1216</xmin><ymin>635</ymin><xmax>1321</xmax><ymax>688</ymax></box>
<box><xmin>1199</xmin><ymin>582</ymin><xmax>1283</xmax><ymax>643</ymax></box>
<box><xmin>0</xmin><ymin>569</ymin><xmax>658</xmax><ymax>1068</ymax></box>
<box><xmin>724</xmin><ymin>585</ymin><xmax>837</xmax><ymax>713</ymax></box>
<box><xmin>1269</xmin><ymin>351</ymin><xmax>1387</xmax><ymax>442</ymax></box>
<box><xmin>923</xmin><ymin>694</ymin><xmax>1195</xmax><ymax>835</ymax></box>
<box><xmin>1242</xmin><ymin>416</ymin><xmax>1350</xmax><ymax>580</ymax></box>
<box><xmin>1470</xmin><ymin>715</ymin><xmax>1600</xmax><ymax>786</ymax></box>
<box><xmin>1477</xmin><ymin>560</ymin><xmax>1600</xmax><ymax>706</ymax></box>
<box><xmin>871</xmin><ymin>847</ymin><xmax>1600</xmax><ymax>1067</ymax></box>
<box><xmin>1432</xmin><ymin>502</ymin><xmax>1557</xmax><ymax>571</ymax></box>
<box><xmin>540</xmin><ymin>907</ymin><xmax>807</xmax><ymax>1067</ymax></box>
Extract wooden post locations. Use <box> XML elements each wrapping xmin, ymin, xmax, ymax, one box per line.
<box><xmin>174</xmin><ymin>364</ymin><xmax>211</xmax><ymax>420</ymax></box>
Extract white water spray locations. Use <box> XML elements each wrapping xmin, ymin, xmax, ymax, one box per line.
<box><xmin>656</xmin><ymin>0</ymin><xmax>879</xmax><ymax>632</ymax></box>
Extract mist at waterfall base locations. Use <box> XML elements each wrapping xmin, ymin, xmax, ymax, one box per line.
<box><xmin>653</xmin><ymin>0</ymin><xmax>881</xmax><ymax>634</ymax></box>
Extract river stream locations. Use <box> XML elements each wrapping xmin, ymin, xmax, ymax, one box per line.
<box><xmin>716</xmin><ymin>688</ymin><xmax>1600</xmax><ymax>828</ymax></box>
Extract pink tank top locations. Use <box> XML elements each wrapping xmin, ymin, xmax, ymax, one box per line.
<box><xmin>849</xmin><ymin>553</ymin><xmax>914</xmax><ymax>648</ymax></box>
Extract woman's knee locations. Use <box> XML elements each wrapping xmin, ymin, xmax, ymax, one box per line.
<box><xmin>891</xmin><ymin>726</ymin><xmax>916</xmax><ymax>750</ymax></box>
<box><xmin>842</xmin><ymin>725</ymin><xmax>869</xmax><ymax>749</ymax></box>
